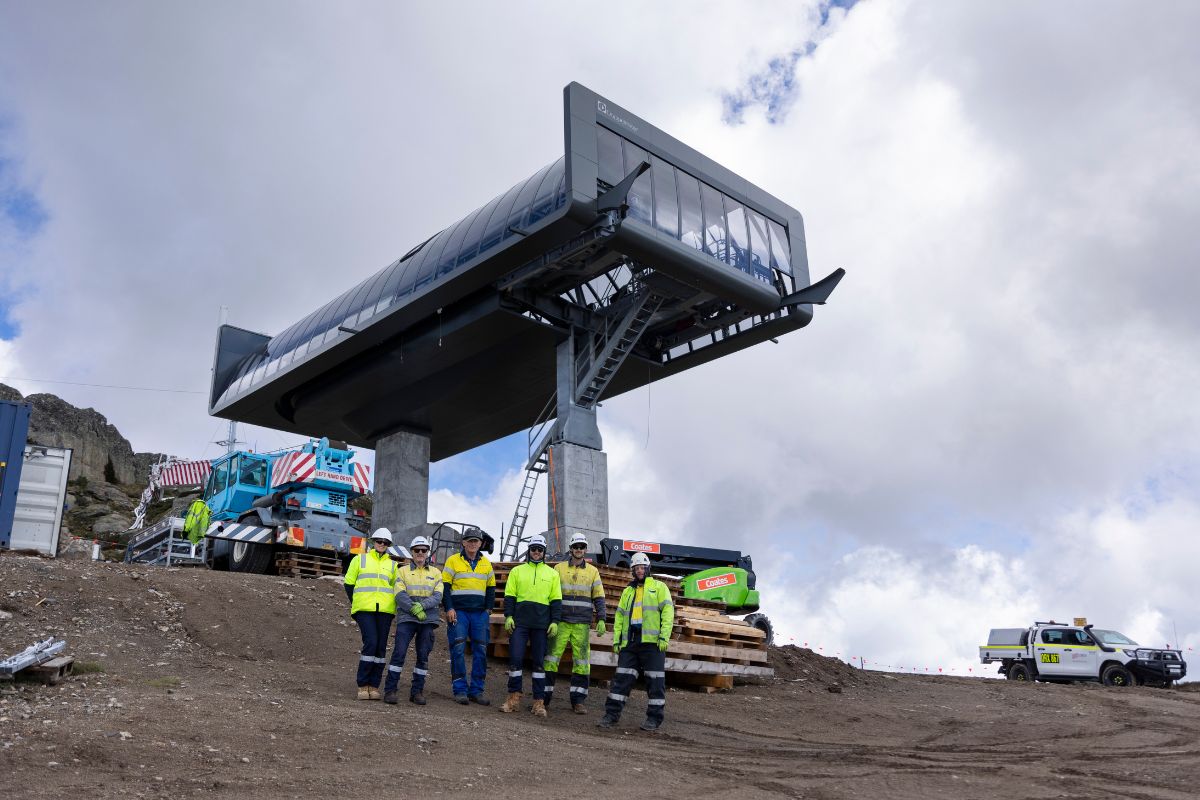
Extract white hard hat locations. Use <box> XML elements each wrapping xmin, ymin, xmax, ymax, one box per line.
<box><xmin>527</xmin><ymin>534</ymin><xmax>547</xmax><ymax>549</ymax></box>
<box><xmin>410</xmin><ymin>536</ymin><xmax>430</xmax><ymax>549</ymax></box>
<box><xmin>569</xmin><ymin>531</ymin><xmax>588</xmax><ymax>547</ymax></box>
<box><xmin>630</xmin><ymin>552</ymin><xmax>651</xmax><ymax>568</ymax></box>
<box><xmin>371</xmin><ymin>528</ymin><xmax>393</xmax><ymax>544</ymax></box>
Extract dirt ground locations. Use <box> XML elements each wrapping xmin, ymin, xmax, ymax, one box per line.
<box><xmin>2</xmin><ymin>552</ymin><xmax>1198</xmax><ymax>799</ymax></box>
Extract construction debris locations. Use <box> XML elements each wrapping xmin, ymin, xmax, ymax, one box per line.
<box><xmin>0</xmin><ymin>638</ymin><xmax>67</xmax><ymax>680</ymax></box>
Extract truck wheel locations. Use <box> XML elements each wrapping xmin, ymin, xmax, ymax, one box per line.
<box><xmin>229</xmin><ymin>540</ymin><xmax>274</xmax><ymax>574</ymax></box>
<box><xmin>1101</xmin><ymin>663</ymin><xmax>1135</xmax><ymax>687</ymax></box>
<box><xmin>743</xmin><ymin>613</ymin><xmax>774</xmax><ymax>646</ymax></box>
<box><xmin>1007</xmin><ymin>662</ymin><xmax>1032</xmax><ymax>682</ymax></box>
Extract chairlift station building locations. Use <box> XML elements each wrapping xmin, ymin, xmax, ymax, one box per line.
<box><xmin>209</xmin><ymin>82</ymin><xmax>840</xmax><ymax>553</ymax></box>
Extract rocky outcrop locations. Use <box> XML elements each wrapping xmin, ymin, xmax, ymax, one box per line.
<box><xmin>1</xmin><ymin>383</ymin><xmax>175</xmax><ymax>540</ymax></box>
<box><xmin>0</xmin><ymin>383</ymin><xmax>162</xmax><ymax>485</ymax></box>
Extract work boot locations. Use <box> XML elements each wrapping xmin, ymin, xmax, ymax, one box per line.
<box><xmin>531</xmin><ymin>699</ymin><xmax>547</xmax><ymax>718</ymax></box>
<box><xmin>639</xmin><ymin>718</ymin><xmax>661</xmax><ymax>732</ymax></box>
<box><xmin>596</xmin><ymin>714</ymin><xmax>618</xmax><ymax>728</ymax></box>
<box><xmin>356</xmin><ymin>686</ymin><xmax>370</xmax><ymax>701</ymax></box>
<box><xmin>368</xmin><ymin>687</ymin><xmax>382</xmax><ymax>701</ymax></box>
<box><xmin>410</xmin><ymin>693</ymin><xmax>426</xmax><ymax>706</ymax></box>
<box><xmin>454</xmin><ymin>694</ymin><xmax>469</xmax><ymax>705</ymax></box>
<box><xmin>383</xmin><ymin>690</ymin><xmax>398</xmax><ymax>705</ymax></box>
<box><xmin>499</xmin><ymin>692</ymin><xmax>522</xmax><ymax>713</ymax></box>
<box><xmin>572</xmin><ymin>704</ymin><xmax>587</xmax><ymax>715</ymax></box>
<box><xmin>468</xmin><ymin>694</ymin><xmax>490</xmax><ymax>706</ymax></box>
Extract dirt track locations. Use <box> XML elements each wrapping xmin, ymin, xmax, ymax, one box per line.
<box><xmin>2</xmin><ymin>552</ymin><xmax>1198</xmax><ymax>799</ymax></box>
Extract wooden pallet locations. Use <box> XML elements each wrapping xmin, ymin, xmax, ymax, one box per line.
<box><xmin>485</xmin><ymin>614</ymin><xmax>773</xmax><ymax>685</ymax></box>
<box><xmin>26</xmin><ymin>656</ymin><xmax>75</xmax><ymax>685</ymax></box>
<box><xmin>275</xmin><ymin>552</ymin><xmax>343</xmax><ymax>578</ymax></box>
<box><xmin>491</xmin><ymin>563</ymin><xmax>726</xmax><ymax>617</ymax></box>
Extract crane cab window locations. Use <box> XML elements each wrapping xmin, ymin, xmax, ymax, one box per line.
<box><xmin>204</xmin><ymin>459</ymin><xmax>231</xmax><ymax>501</ymax></box>
<box><xmin>238</xmin><ymin>456</ymin><xmax>268</xmax><ymax>489</ymax></box>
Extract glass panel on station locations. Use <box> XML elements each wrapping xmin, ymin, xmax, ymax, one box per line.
<box><xmin>678</xmin><ymin>171</ymin><xmax>704</xmax><ymax>252</ymax></box>
<box><xmin>457</xmin><ymin>194</ymin><xmax>504</xmax><ymax>267</ymax></box>
<box><xmin>434</xmin><ymin>216</ymin><xmax>473</xmax><ymax>279</ymax></box>
<box><xmin>700</xmin><ymin>183</ymin><xmax>727</xmax><ymax>263</ymax></box>
<box><xmin>621</xmin><ymin>140</ymin><xmax>652</xmax><ymax>225</ymax></box>
<box><xmin>746</xmin><ymin>210</ymin><xmax>773</xmax><ymax>285</ymax></box>
<box><xmin>528</xmin><ymin>158</ymin><xmax>565</xmax><ymax>225</ymax></box>
<box><xmin>478</xmin><ymin>181</ymin><xmax>525</xmax><ymax>255</ymax></box>
<box><xmin>651</xmin><ymin>156</ymin><xmax>679</xmax><ymax>237</ymax></box>
<box><xmin>724</xmin><ymin>198</ymin><xmax>750</xmax><ymax>275</ymax></box>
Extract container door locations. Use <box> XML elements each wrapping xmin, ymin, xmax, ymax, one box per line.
<box><xmin>11</xmin><ymin>446</ymin><xmax>73</xmax><ymax>556</ymax></box>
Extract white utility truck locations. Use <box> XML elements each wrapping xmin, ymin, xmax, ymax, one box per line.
<box><xmin>980</xmin><ymin>620</ymin><xmax>1186</xmax><ymax>687</ymax></box>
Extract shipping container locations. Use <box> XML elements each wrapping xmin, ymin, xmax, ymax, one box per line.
<box><xmin>9</xmin><ymin>445</ymin><xmax>73</xmax><ymax>556</ymax></box>
<box><xmin>0</xmin><ymin>398</ymin><xmax>33</xmax><ymax>546</ymax></box>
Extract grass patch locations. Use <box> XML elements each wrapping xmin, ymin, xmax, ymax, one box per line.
<box><xmin>146</xmin><ymin>676</ymin><xmax>181</xmax><ymax>689</ymax></box>
<box><xmin>73</xmin><ymin>661</ymin><xmax>106</xmax><ymax>675</ymax></box>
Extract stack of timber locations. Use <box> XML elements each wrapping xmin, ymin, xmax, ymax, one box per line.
<box><xmin>487</xmin><ymin>561</ymin><xmax>773</xmax><ymax>691</ymax></box>
<box><xmin>275</xmin><ymin>551</ymin><xmax>344</xmax><ymax>579</ymax></box>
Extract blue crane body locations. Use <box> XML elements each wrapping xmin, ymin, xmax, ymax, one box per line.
<box><xmin>201</xmin><ymin>437</ymin><xmax>372</xmax><ymax>572</ymax></box>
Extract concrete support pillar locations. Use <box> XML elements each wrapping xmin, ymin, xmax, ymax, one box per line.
<box><xmin>373</xmin><ymin>429</ymin><xmax>430</xmax><ymax>545</ymax></box>
<box><xmin>547</xmin><ymin>442</ymin><xmax>608</xmax><ymax>555</ymax></box>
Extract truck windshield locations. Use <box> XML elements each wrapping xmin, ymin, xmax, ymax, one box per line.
<box><xmin>1092</xmin><ymin>629</ymin><xmax>1138</xmax><ymax>646</ymax></box>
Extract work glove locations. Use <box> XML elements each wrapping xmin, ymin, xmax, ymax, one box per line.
<box><xmin>411</xmin><ymin>605</ymin><xmax>426</xmax><ymax>621</ymax></box>
<box><xmin>547</xmin><ymin>623</ymin><xmax>558</xmax><ymax>638</ymax></box>
<box><xmin>658</xmin><ymin>639</ymin><xmax>669</xmax><ymax>653</ymax></box>
<box><xmin>594</xmin><ymin>619</ymin><xmax>606</xmax><ymax>636</ymax></box>
<box><xmin>504</xmin><ymin>616</ymin><xmax>515</xmax><ymax>633</ymax></box>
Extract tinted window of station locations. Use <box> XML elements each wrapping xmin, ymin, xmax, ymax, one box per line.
<box><xmin>598</xmin><ymin>125</ymin><xmax>792</xmax><ymax>287</ymax></box>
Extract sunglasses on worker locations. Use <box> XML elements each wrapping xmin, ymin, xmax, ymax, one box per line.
<box><xmin>570</xmin><ymin>543</ymin><xmax>587</xmax><ymax>550</ymax></box>
<box><xmin>528</xmin><ymin>545</ymin><xmax>545</xmax><ymax>552</ymax></box>
<box><xmin>372</xmin><ymin>539</ymin><xmax>389</xmax><ymax>545</ymax></box>
<box><xmin>412</xmin><ymin>547</ymin><xmax>429</xmax><ymax>554</ymax></box>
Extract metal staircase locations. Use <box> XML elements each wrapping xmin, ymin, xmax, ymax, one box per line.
<box><xmin>575</xmin><ymin>288</ymin><xmax>664</xmax><ymax>409</ymax></box>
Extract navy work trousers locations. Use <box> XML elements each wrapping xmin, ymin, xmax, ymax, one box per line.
<box><xmin>353</xmin><ymin>610</ymin><xmax>394</xmax><ymax>687</ymax></box>
<box><xmin>507</xmin><ymin>625</ymin><xmax>549</xmax><ymax>700</ymax></box>
<box><xmin>384</xmin><ymin>621</ymin><xmax>434</xmax><ymax>696</ymax></box>
<box><xmin>603</xmin><ymin>626</ymin><xmax>666</xmax><ymax>724</ymax></box>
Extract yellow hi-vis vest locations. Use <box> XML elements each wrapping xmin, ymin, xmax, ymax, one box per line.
<box><xmin>345</xmin><ymin>550</ymin><xmax>398</xmax><ymax>614</ymax></box>
<box><xmin>554</xmin><ymin>560</ymin><xmax>605</xmax><ymax>623</ymax></box>
<box><xmin>441</xmin><ymin>551</ymin><xmax>496</xmax><ymax>611</ymax></box>
<box><xmin>183</xmin><ymin>499</ymin><xmax>211</xmax><ymax>545</ymax></box>
<box><xmin>613</xmin><ymin>576</ymin><xmax>675</xmax><ymax>649</ymax></box>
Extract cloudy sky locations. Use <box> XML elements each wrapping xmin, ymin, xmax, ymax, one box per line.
<box><xmin>2</xmin><ymin>1</ymin><xmax>1198</xmax><ymax>675</ymax></box>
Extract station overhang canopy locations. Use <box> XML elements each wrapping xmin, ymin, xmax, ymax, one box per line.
<box><xmin>210</xmin><ymin>82</ymin><xmax>839</xmax><ymax>460</ymax></box>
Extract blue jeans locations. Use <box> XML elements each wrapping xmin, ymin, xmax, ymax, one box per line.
<box><xmin>507</xmin><ymin>626</ymin><xmax>548</xmax><ymax>700</ymax></box>
<box><xmin>384</xmin><ymin>621</ymin><xmax>434</xmax><ymax>695</ymax></box>
<box><xmin>353</xmin><ymin>611</ymin><xmax>394</xmax><ymax>687</ymax></box>
<box><xmin>448</xmin><ymin>609</ymin><xmax>489</xmax><ymax>697</ymax></box>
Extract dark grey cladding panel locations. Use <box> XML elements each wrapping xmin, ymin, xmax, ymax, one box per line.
<box><xmin>210</xmin><ymin>325</ymin><xmax>270</xmax><ymax>409</ymax></box>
